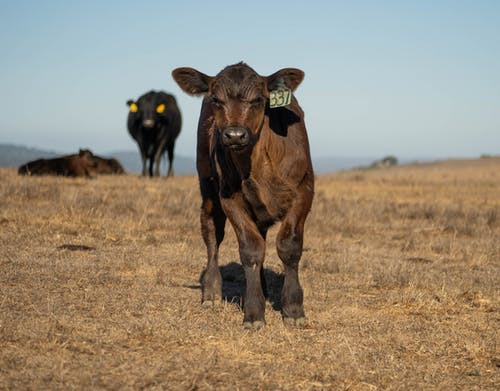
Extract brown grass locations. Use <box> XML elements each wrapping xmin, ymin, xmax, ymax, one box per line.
<box><xmin>1</xmin><ymin>158</ymin><xmax>499</xmax><ymax>390</ymax></box>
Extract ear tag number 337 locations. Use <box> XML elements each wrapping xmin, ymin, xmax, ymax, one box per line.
<box><xmin>269</xmin><ymin>83</ymin><xmax>292</xmax><ymax>109</ymax></box>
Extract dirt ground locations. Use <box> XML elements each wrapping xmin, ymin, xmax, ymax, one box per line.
<box><xmin>0</xmin><ymin>158</ymin><xmax>499</xmax><ymax>390</ymax></box>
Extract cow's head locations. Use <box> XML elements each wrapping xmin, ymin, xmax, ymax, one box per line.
<box><xmin>172</xmin><ymin>63</ymin><xmax>304</xmax><ymax>151</ymax></box>
<box><xmin>78</xmin><ymin>149</ymin><xmax>94</xmax><ymax>159</ymax></box>
<box><xmin>127</xmin><ymin>91</ymin><xmax>169</xmax><ymax>129</ymax></box>
<box><xmin>78</xmin><ymin>149</ymin><xmax>98</xmax><ymax>169</ymax></box>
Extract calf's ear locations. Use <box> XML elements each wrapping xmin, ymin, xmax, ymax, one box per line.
<box><xmin>172</xmin><ymin>67</ymin><xmax>212</xmax><ymax>96</ymax></box>
<box><xmin>126</xmin><ymin>100</ymin><xmax>134</xmax><ymax>106</ymax></box>
<box><xmin>267</xmin><ymin>68</ymin><xmax>304</xmax><ymax>92</ymax></box>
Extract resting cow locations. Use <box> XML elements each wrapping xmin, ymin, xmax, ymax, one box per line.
<box><xmin>18</xmin><ymin>149</ymin><xmax>96</xmax><ymax>177</ymax></box>
<box><xmin>127</xmin><ymin>90</ymin><xmax>182</xmax><ymax>177</ymax></box>
<box><xmin>173</xmin><ymin>62</ymin><xmax>314</xmax><ymax>329</ymax></box>
<box><xmin>18</xmin><ymin>149</ymin><xmax>125</xmax><ymax>177</ymax></box>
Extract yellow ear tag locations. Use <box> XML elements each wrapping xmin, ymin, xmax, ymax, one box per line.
<box><xmin>156</xmin><ymin>103</ymin><xmax>166</xmax><ymax>113</ymax></box>
<box><xmin>130</xmin><ymin>103</ymin><xmax>138</xmax><ymax>112</ymax></box>
<box><xmin>269</xmin><ymin>78</ymin><xmax>292</xmax><ymax>108</ymax></box>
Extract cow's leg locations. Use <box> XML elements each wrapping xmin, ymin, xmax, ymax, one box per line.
<box><xmin>166</xmin><ymin>144</ymin><xmax>175</xmax><ymax>177</ymax></box>
<box><xmin>153</xmin><ymin>153</ymin><xmax>161</xmax><ymax>177</ymax></box>
<box><xmin>153</xmin><ymin>139</ymin><xmax>168</xmax><ymax>177</ymax></box>
<box><xmin>222</xmin><ymin>195</ymin><xmax>266</xmax><ymax>330</ymax></box>
<box><xmin>148</xmin><ymin>157</ymin><xmax>154</xmax><ymax>177</ymax></box>
<box><xmin>276</xmin><ymin>188</ymin><xmax>312</xmax><ymax>327</ymax></box>
<box><xmin>139</xmin><ymin>145</ymin><xmax>148</xmax><ymax>176</ymax></box>
<box><xmin>199</xmin><ymin>177</ymin><xmax>226</xmax><ymax>306</ymax></box>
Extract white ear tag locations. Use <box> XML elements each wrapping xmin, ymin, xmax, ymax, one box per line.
<box><xmin>269</xmin><ymin>79</ymin><xmax>292</xmax><ymax>108</ymax></box>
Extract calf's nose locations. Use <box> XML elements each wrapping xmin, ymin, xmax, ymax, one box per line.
<box><xmin>222</xmin><ymin>127</ymin><xmax>249</xmax><ymax>147</ymax></box>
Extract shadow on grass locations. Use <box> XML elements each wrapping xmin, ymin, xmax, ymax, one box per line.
<box><xmin>187</xmin><ymin>262</ymin><xmax>284</xmax><ymax>312</ymax></box>
<box><xmin>220</xmin><ymin>262</ymin><xmax>284</xmax><ymax>312</ymax></box>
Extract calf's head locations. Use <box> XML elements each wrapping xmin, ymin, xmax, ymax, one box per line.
<box><xmin>127</xmin><ymin>91</ymin><xmax>169</xmax><ymax>129</ymax></box>
<box><xmin>172</xmin><ymin>63</ymin><xmax>304</xmax><ymax>150</ymax></box>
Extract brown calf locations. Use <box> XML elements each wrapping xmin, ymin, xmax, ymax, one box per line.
<box><xmin>173</xmin><ymin>63</ymin><xmax>314</xmax><ymax>329</ymax></box>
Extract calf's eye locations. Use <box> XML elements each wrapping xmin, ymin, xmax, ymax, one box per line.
<box><xmin>251</xmin><ymin>96</ymin><xmax>264</xmax><ymax>106</ymax></box>
<box><xmin>129</xmin><ymin>103</ymin><xmax>138</xmax><ymax>113</ymax></box>
<box><xmin>156</xmin><ymin>103</ymin><xmax>166</xmax><ymax>113</ymax></box>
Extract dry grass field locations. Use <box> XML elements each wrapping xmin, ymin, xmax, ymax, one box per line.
<box><xmin>1</xmin><ymin>158</ymin><xmax>499</xmax><ymax>390</ymax></box>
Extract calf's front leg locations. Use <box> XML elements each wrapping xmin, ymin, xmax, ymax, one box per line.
<box><xmin>222</xmin><ymin>195</ymin><xmax>266</xmax><ymax>330</ymax></box>
<box><xmin>276</xmin><ymin>189</ymin><xmax>312</xmax><ymax>327</ymax></box>
<box><xmin>199</xmin><ymin>178</ymin><xmax>226</xmax><ymax>306</ymax></box>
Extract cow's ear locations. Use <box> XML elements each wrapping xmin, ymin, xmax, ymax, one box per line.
<box><xmin>126</xmin><ymin>100</ymin><xmax>134</xmax><ymax>106</ymax></box>
<box><xmin>172</xmin><ymin>67</ymin><xmax>212</xmax><ymax>96</ymax></box>
<box><xmin>267</xmin><ymin>68</ymin><xmax>304</xmax><ymax>92</ymax></box>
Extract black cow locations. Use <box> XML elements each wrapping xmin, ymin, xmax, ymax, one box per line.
<box><xmin>127</xmin><ymin>90</ymin><xmax>182</xmax><ymax>177</ymax></box>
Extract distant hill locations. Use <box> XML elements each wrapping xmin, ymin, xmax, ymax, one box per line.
<box><xmin>312</xmin><ymin>156</ymin><xmax>379</xmax><ymax>174</ymax></box>
<box><xmin>0</xmin><ymin>144</ymin><xmax>60</xmax><ymax>167</ymax></box>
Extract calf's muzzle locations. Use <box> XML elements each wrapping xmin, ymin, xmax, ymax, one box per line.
<box><xmin>221</xmin><ymin>126</ymin><xmax>249</xmax><ymax>148</ymax></box>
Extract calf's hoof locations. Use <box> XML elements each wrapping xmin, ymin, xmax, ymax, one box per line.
<box><xmin>201</xmin><ymin>299</ymin><xmax>222</xmax><ymax>308</ymax></box>
<box><xmin>283</xmin><ymin>316</ymin><xmax>306</xmax><ymax>328</ymax></box>
<box><xmin>243</xmin><ymin>320</ymin><xmax>265</xmax><ymax>331</ymax></box>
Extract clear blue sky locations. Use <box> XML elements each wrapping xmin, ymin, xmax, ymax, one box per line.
<box><xmin>1</xmin><ymin>1</ymin><xmax>499</xmax><ymax>159</ymax></box>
